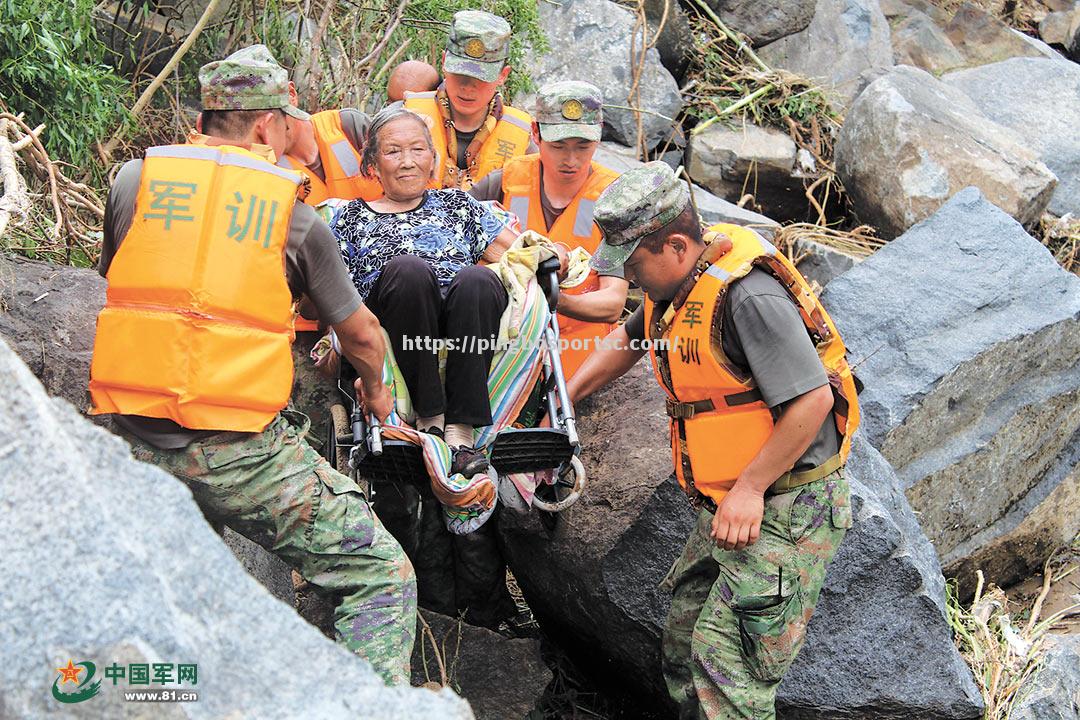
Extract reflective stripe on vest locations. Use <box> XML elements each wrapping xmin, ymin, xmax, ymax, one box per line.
<box><xmin>644</xmin><ymin>223</ymin><xmax>860</xmax><ymax>505</ymax></box>
<box><xmin>89</xmin><ymin>143</ymin><xmax>301</xmax><ymax>432</ymax></box>
<box><xmin>310</xmin><ymin>110</ymin><xmax>383</xmax><ymax>201</ymax></box>
<box><xmin>501</xmin><ymin>154</ymin><xmax>621</xmax><ymax>378</ymax></box>
<box><xmin>405</xmin><ymin>93</ymin><xmax>533</xmax><ymax>188</ymax></box>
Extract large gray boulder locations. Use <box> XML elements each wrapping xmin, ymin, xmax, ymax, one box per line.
<box><xmin>891</xmin><ymin>10</ymin><xmax>968</xmax><ymax>74</ymax></box>
<box><xmin>0</xmin><ymin>336</ymin><xmax>473</xmax><ymax>719</ymax></box>
<box><xmin>944</xmin><ymin>57</ymin><xmax>1080</xmax><ymax>217</ymax></box>
<box><xmin>943</xmin><ymin>3</ymin><xmax>1056</xmax><ymax>66</ymax></box>
<box><xmin>532</xmin><ymin>0</ymin><xmax>683</xmax><ymax>150</ymax></box>
<box><xmin>687</xmin><ymin>121</ymin><xmax>809</xmax><ymax>221</ymax></box>
<box><xmin>821</xmin><ymin>187</ymin><xmax>1080</xmax><ymax>592</ymax></box>
<box><xmin>835</xmin><ymin>65</ymin><xmax>1057</xmax><ymax>239</ymax></box>
<box><xmin>499</xmin><ymin>361</ymin><xmax>984</xmax><ymax>718</ymax></box>
<box><xmin>701</xmin><ymin>0</ymin><xmax>817</xmax><ymax>45</ymax></box>
<box><xmin>757</xmin><ymin>0</ymin><xmax>893</xmax><ymax>111</ymax></box>
<box><xmin>0</xmin><ymin>254</ymin><xmax>106</xmax><ymax>422</ymax></box>
<box><xmin>1011</xmin><ymin>634</ymin><xmax>1080</xmax><ymax>720</ymax></box>
<box><xmin>642</xmin><ymin>0</ymin><xmax>693</xmax><ymax>81</ymax></box>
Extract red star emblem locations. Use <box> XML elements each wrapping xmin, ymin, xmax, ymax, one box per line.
<box><xmin>56</xmin><ymin>660</ymin><xmax>82</xmax><ymax>685</ymax></box>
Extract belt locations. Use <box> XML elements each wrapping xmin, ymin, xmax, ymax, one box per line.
<box><xmin>664</xmin><ymin>388</ymin><xmax>764</xmax><ymax>419</ymax></box>
<box><xmin>770</xmin><ymin>453</ymin><xmax>844</xmax><ymax>494</ymax></box>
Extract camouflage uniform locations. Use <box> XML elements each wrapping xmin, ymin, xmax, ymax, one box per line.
<box><xmin>532</xmin><ymin>80</ymin><xmax>604</xmax><ymax>142</ymax></box>
<box><xmin>113</xmin><ymin>47</ymin><xmax>415</xmax><ymax>685</ymax></box>
<box><xmin>662</xmin><ymin>471</ymin><xmax>850</xmax><ymax>719</ymax></box>
<box><xmin>591</xmin><ymin>163</ymin><xmax>852</xmax><ymax>719</ymax></box>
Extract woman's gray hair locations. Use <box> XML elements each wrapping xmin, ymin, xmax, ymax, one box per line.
<box><xmin>360</xmin><ymin>105</ymin><xmax>435</xmax><ymax>179</ymax></box>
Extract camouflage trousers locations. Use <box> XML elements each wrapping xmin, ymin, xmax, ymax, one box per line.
<box><xmin>662</xmin><ymin>470</ymin><xmax>852</xmax><ymax>720</ymax></box>
<box><xmin>127</xmin><ymin>410</ymin><xmax>417</xmax><ymax>685</ymax></box>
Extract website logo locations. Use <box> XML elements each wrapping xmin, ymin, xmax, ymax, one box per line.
<box><xmin>51</xmin><ymin>660</ymin><xmax>101</xmax><ymax>704</ymax></box>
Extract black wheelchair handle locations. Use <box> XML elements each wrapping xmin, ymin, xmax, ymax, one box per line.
<box><xmin>537</xmin><ymin>256</ymin><xmax>561</xmax><ymax>312</ymax></box>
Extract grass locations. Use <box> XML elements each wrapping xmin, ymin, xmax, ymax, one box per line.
<box><xmin>1038</xmin><ymin>214</ymin><xmax>1080</xmax><ymax>275</ymax></box>
<box><xmin>946</xmin><ymin>534</ymin><xmax>1080</xmax><ymax>718</ymax></box>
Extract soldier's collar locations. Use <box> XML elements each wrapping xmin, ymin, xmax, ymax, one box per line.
<box><xmin>187</xmin><ymin>131</ymin><xmax>277</xmax><ymax>162</ymax></box>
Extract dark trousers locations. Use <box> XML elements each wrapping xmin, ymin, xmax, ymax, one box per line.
<box><xmin>366</xmin><ymin>255</ymin><xmax>507</xmax><ymax>427</ymax></box>
<box><xmin>371</xmin><ymin>480</ymin><xmax>515</xmax><ymax>629</ymax></box>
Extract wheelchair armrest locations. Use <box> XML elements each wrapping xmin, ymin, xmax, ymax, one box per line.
<box><xmin>537</xmin><ymin>255</ymin><xmax>561</xmax><ymax>311</ymax></box>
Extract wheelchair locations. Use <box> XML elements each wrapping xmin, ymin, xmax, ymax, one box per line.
<box><xmin>324</xmin><ymin>255</ymin><xmax>586</xmax><ymax>513</ymax></box>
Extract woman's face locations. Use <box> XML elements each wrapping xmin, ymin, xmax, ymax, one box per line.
<box><xmin>372</xmin><ymin>117</ymin><xmax>434</xmax><ymax>201</ymax></box>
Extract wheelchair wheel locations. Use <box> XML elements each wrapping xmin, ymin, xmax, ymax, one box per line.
<box><xmin>531</xmin><ymin>455</ymin><xmax>586</xmax><ymax>513</ymax></box>
<box><xmin>328</xmin><ymin>403</ymin><xmax>351</xmax><ymax>476</ymax></box>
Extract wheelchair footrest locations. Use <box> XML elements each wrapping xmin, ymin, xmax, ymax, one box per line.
<box><xmin>489</xmin><ymin>428</ymin><xmax>574</xmax><ymax>474</ymax></box>
<box><xmin>355</xmin><ymin>440</ymin><xmax>428</xmax><ymax>486</ymax></box>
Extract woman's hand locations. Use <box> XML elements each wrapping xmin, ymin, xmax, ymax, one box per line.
<box><xmin>355</xmin><ymin>378</ymin><xmax>394</xmax><ymax>422</ymax></box>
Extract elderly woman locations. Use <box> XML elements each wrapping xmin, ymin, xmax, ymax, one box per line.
<box><xmin>332</xmin><ymin>106</ymin><xmax>528</xmax><ymax>630</ymax></box>
<box><xmin>332</xmin><ymin>105</ymin><xmax>518</xmax><ymax>477</ymax></box>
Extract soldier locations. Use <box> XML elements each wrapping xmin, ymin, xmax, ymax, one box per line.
<box><xmin>276</xmin><ymin>83</ymin><xmax>382</xmax><ymax>207</ymax></box>
<box><xmin>566</xmin><ymin>162</ymin><xmax>859</xmax><ymax>719</ymax></box>
<box><xmin>88</xmin><ymin>45</ymin><xmax>417</xmax><ymax>685</ymax></box>
<box><xmin>404</xmin><ymin>10</ymin><xmax>536</xmax><ymax>190</ymax></box>
<box><xmin>469</xmin><ymin>81</ymin><xmax>628</xmax><ymax>378</ymax></box>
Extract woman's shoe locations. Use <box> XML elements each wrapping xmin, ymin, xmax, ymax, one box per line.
<box><xmin>450</xmin><ymin>445</ymin><xmax>489</xmax><ymax>476</ymax></box>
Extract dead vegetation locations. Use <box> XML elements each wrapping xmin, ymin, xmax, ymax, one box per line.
<box><xmin>947</xmin><ymin>534</ymin><xmax>1080</xmax><ymax>718</ymax></box>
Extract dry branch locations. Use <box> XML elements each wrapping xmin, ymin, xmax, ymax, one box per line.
<box><xmin>99</xmin><ymin>0</ymin><xmax>224</xmax><ymax>162</ymax></box>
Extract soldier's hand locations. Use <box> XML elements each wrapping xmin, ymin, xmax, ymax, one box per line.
<box><xmin>355</xmin><ymin>378</ymin><xmax>394</xmax><ymax>423</ymax></box>
<box><xmin>711</xmin><ymin>486</ymin><xmax>764</xmax><ymax>551</ymax></box>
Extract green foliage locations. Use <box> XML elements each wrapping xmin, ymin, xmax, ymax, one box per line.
<box><xmin>392</xmin><ymin>0</ymin><xmax>548</xmax><ymax>100</ymax></box>
<box><xmin>0</xmin><ymin>0</ymin><xmax>129</xmax><ymax>166</ymax></box>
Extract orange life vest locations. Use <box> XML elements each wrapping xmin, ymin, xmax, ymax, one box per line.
<box><xmin>309</xmin><ymin>109</ymin><xmax>383</xmax><ymax>202</ymax></box>
<box><xmin>277</xmin><ymin>153</ymin><xmax>329</xmax><ymax>206</ymax></box>
<box><xmin>501</xmin><ymin>154</ymin><xmax>620</xmax><ymax>378</ymax></box>
<box><xmin>89</xmin><ymin>143</ymin><xmax>302</xmax><ymax>432</ymax></box>
<box><xmin>405</xmin><ymin>92</ymin><xmax>533</xmax><ymax>189</ymax></box>
<box><xmin>645</xmin><ymin>223</ymin><xmax>860</xmax><ymax>505</ymax></box>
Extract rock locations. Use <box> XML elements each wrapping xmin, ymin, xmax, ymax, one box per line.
<box><xmin>0</xmin><ymin>336</ymin><xmax>473</xmax><ymax>719</ymax></box>
<box><xmin>594</xmin><ymin>140</ymin><xmax>645</xmax><ymax>173</ymax></box>
<box><xmin>533</xmin><ymin>0</ymin><xmax>683</xmax><ymax>150</ymax></box>
<box><xmin>757</xmin><ymin>0</ymin><xmax>893</xmax><ymax>111</ymax></box>
<box><xmin>687</xmin><ymin>121</ymin><xmax>808</xmax><ymax>221</ymax></box>
<box><xmin>944</xmin><ymin>57</ymin><xmax>1080</xmax><ymax>217</ymax></box>
<box><xmin>791</xmin><ymin>238</ymin><xmax>859</xmax><ymax>289</ymax></box>
<box><xmin>642</xmin><ymin>0</ymin><xmax>693</xmax><ymax>81</ymax></box>
<box><xmin>412</xmin><ymin>610</ymin><xmax>552</xmax><ymax>720</ymax></box>
<box><xmin>692</xmin><ymin>184</ymin><xmax>780</xmax><ymax>237</ymax></box>
<box><xmin>0</xmin><ymin>255</ymin><xmax>106</xmax><ymax>423</ymax></box>
<box><xmin>1068</xmin><ymin>11</ymin><xmax>1080</xmax><ymax>59</ymax></box>
<box><xmin>821</xmin><ymin>187</ymin><xmax>1080</xmax><ymax>592</ymax></box>
<box><xmin>701</xmin><ymin>0</ymin><xmax>816</xmax><ymax>45</ymax></box>
<box><xmin>778</xmin><ymin>435</ymin><xmax>984</xmax><ymax>719</ymax></box>
<box><xmin>1011</xmin><ymin>634</ymin><xmax>1080</xmax><ymax>720</ymax></box>
<box><xmin>879</xmin><ymin>0</ymin><xmax>951</xmax><ymax>25</ymax></box>
<box><xmin>834</xmin><ymin>65</ymin><xmax>1057</xmax><ymax>238</ymax></box>
<box><xmin>945</xmin><ymin>3</ymin><xmax>1055</xmax><ymax>66</ymax></box>
<box><xmin>891</xmin><ymin>10</ymin><xmax>967</xmax><ymax>74</ymax></box>
<box><xmin>220</xmin><ymin>526</ymin><xmax>296</xmax><ymax>606</ymax></box>
<box><xmin>1039</xmin><ymin>10</ymin><xmax>1075</xmax><ymax>45</ymax></box>
<box><xmin>499</xmin><ymin>360</ymin><xmax>984</xmax><ymax>717</ymax></box>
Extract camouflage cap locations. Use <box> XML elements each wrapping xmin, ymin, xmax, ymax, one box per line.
<box><xmin>591</xmin><ymin>161</ymin><xmax>691</xmax><ymax>273</ymax></box>
<box><xmin>199</xmin><ymin>45</ymin><xmax>310</xmax><ymax>120</ymax></box>
<box><xmin>534</xmin><ymin>81</ymin><xmax>603</xmax><ymax>142</ymax></box>
<box><xmin>443</xmin><ymin>10</ymin><xmax>511</xmax><ymax>83</ymax></box>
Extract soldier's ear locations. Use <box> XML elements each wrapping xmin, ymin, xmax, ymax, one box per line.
<box><xmin>195</xmin><ymin>113</ymin><xmax>204</xmax><ymax>134</ymax></box>
<box><xmin>668</xmin><ymin>232</ymin><xmax>692</xmax><ymax>257</ymax></box>
<box><xmin>531</xmin><ymin>122</ymin><xmax>542</xmax><ymax>147</ymax></box>
<box><xmin>496</xmin><ymin>65</ymin><xmax>511</xmax><ymax>87</ymax></box>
